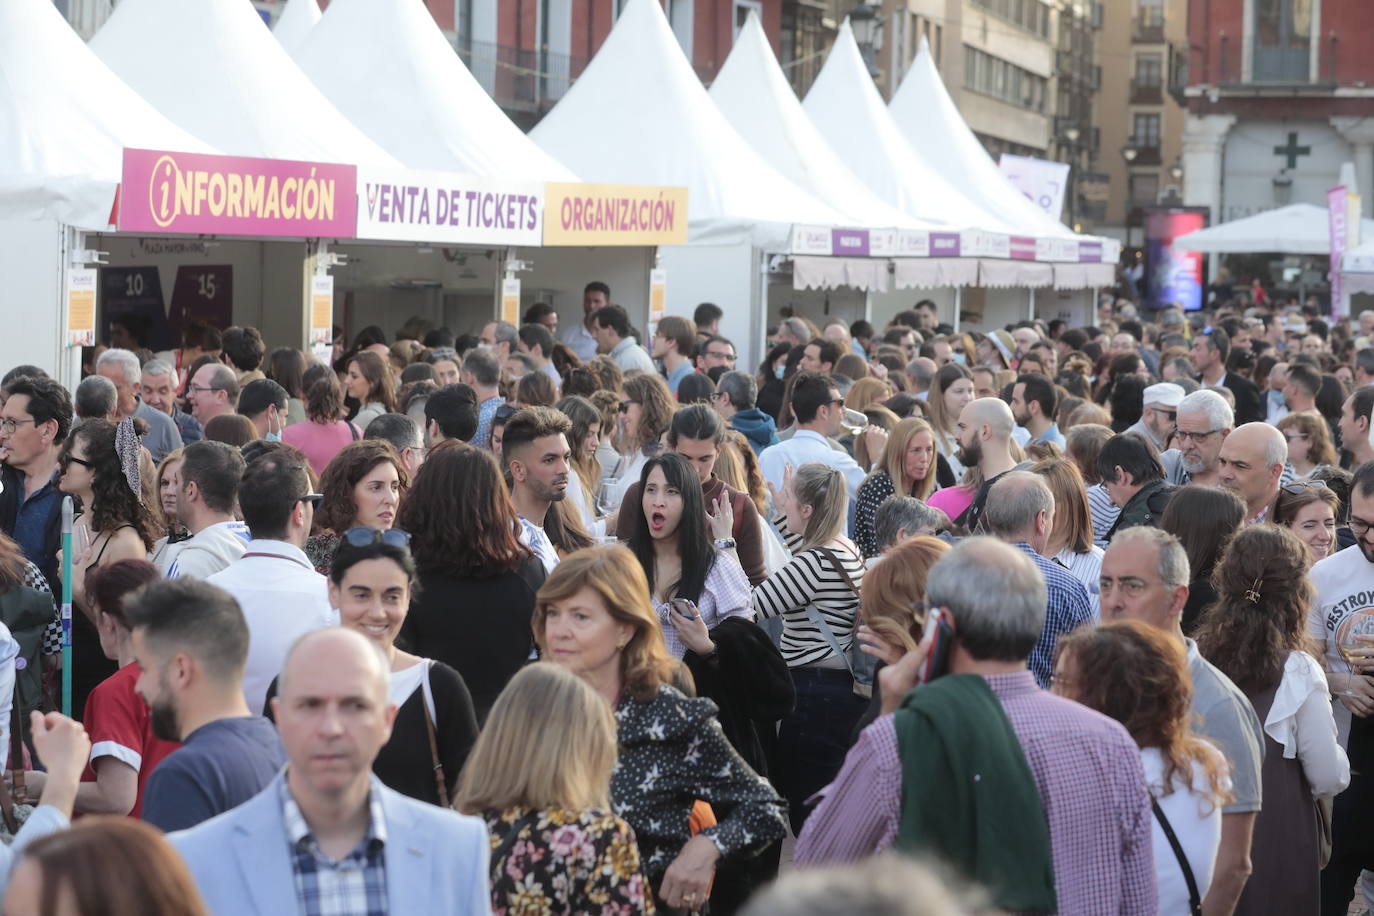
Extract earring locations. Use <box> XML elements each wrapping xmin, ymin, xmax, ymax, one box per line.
<box><xmin>616</xmin><ymin>640</ymin><xmax>626</xmax><ymax>650</ymax></box>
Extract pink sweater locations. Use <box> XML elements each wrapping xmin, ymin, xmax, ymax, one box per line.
<box><xmin>282</xmin><ymin>420</ymin><xmax>363</xmax><ymax>476</ymax></box>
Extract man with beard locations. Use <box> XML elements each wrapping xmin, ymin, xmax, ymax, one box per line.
<box><xmin>1161</xmin><ymin>389</ymin><xmax>1233</xmax><ymax>487</ymax></box>
<box><xmin>1009</xmin><ymin>373</ymin><xmax>1062</xmax><ymax>448</ymax></box>
<box><xmin>503</xmin><ymin>406</ymin><xmax>573</xmax><ymax>575</ymax></box>
<box><xmin>128</xmin><ymin>578</ymin><xmax>286</xmax><ymax>833</ymax></box>
<box><xmin>952</xmin><ymin>397</ymin><xmax>1020</xmax><ymax>533</ymax></box>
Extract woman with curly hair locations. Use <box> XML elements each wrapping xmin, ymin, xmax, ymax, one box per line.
<box><xmin>398</xmin><ymin>441</ymin><xmax>544</xmax><ymax>722</ymax></box>
<box><xmin>343</xmin><ymin>350</ymin><xmax>397</xmax><ymax>431</ymax></box>
<box><xmin>1053</xmin><ymin>620</ymin><xmax>1232</xmax><ymax>914</ymax></box>
<box><xmin>1195</xmin><ymin>524</ymin><xmax>1349</xmax><ymax>915</ymax></box>
<box><xmin>605</xmin><ymin>372</ymin><xmax>674</xmax><ymax>508</ymax></box>
<box><xmin>1278</xmin><ymin>411</ymin><xmax>1338</xmax><ymax>480</ymax></box>
<box><xmin>304</xmin><ymin>439</ymin><xmax>406</xmax><ymax>577</ymax></box>
<box><xmin>588</xmin><ymin>354</ymin><xmax>624</xmax><ymax>395</ymax></box>
<box><xmin>60</xmin><ymin>417</ymin><xmax>159</xmax><ymax>715</ymax></box>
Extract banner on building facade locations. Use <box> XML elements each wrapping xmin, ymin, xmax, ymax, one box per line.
<box><xmin>542</xmin><ymin>183</ymin><xmax>688</xmax><ymax>246</ymax></box>
<box><xmin>998</xmin><ymin>154</ymin><xmax>1070</xmax><ymax>221</ymax></box>
<box><xmin>119</xmin><ymin>149</ymin><xmax>357</xmax><ymax>237</ymax></box>
<box><xmin>357</xmin><ymin>169</ymin><xmax>543</xmax><ymax>245</ymax></box>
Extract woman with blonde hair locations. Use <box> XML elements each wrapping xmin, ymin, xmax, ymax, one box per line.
<box><xmin>149</xmin><ymin>447</ymin><xmax>186</xmax><ymax>572</ymax></box>
<box><xmin>1031</xmin><ymin>458</ymin><xmax>1105</xmax><ymax>609</ymax></box>
<box><xmin>457</xmin><ymin>663</ymin><xmax>652</xmax><ymax>915</ymax></box>
<box><xmin>752</xmin><ymin>463</ymin><xmax>867</xmax><ymax>833</ymax></box>
<box><xmin>536</xmin><ymin>547</ymin><xmax>785</xmax><ymax>913</ymax></box>
<box><xmin>1278</xmin><ymin>411</ymin><xmax>1338</xmax><ymax>479</ymax></box>
<box><xmin>844</xmin><ymin>377</ymin><xmax>890</xmax><ymax>413</ymax></box>
<box><xmin>1052</xmin><ymin>620</ymin><xmax>1232</xmax><ymax>914</ymax></box>
<box><xmin>925</xmin><ymin>363</ymin><xmax>975</xmax><ymax>480</ymax></box>
<box><xmin>852</xmin><ymin>418</ymin><xmax>943</xmax><ymax>558</ymax></box>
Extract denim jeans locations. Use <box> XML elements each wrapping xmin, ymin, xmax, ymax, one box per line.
<box><xmin>775</xmin><ymin>667</ymin><xmax>867</xmax><ymax>835</ymax></box>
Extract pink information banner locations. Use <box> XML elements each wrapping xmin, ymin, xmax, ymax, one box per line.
<box><xmin>119</xmin><ymin>148</ymin><xmax>357</xmax><ymax>238</ymax></box>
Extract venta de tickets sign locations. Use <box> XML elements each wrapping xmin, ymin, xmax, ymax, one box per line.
<box><xmin>355</xmin><ymin>169</ymin><xmax>544</xmax><ymax>246</ymax></box>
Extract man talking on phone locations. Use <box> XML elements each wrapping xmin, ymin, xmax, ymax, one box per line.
<box><xmin>794</xmin><ymin>537</ymin><xmax>1155</xmax><ymax>916</ymax></box>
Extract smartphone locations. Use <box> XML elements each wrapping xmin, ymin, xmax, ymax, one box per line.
<box><xmin>669</xmin><ymin>598</ymin><xmax>700</xmax><ymax>620</ymax></box>
<box><xmin>916</xmin><ymin>607</ymin><xmax>956</xmax><ymax>684</ymax></box>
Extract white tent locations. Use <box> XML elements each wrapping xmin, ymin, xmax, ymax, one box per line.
<box><xmin>708</xmin><ymin>12</ymin><xmax>932</xmax><ymax>232</ymax></box>
<box><xmin>1342</xmin><ymin>239</ymin><xmax>1374</xmax><ymax>296</ymax></box>
<box><xmin>272</xmin><ymin>0</ymin><xmax>320</xmax><ymax>55</ymax></box>
<box><xmin>89</xmin><ymin>0</ymin><xmax>399</xmax><ymax>167</ymax></box>
<box><xmin>1175</xmin><ymin>203</ymin><xmax>1374</xmax><ymax>254</ymax></box>
<box><xmin>889</xmin><ymin>37</ymin><xmax>1077</xmax><ymax>240</ymax></box>
<box><xmin>0</xmin><ymin>0</ymin><xmax>213</xmax><ymax>229</ymax></box>
<box><xmin>802</xmin><ymin>21</ymin><xmax>1011</xmax><ymax>235</ymax></box>
<box><xmin>530</xmin><ymin>0</ymin><xmax>854</xmax><ymax>247</ymax></box>
<box><xmin>292</xmin><ymin>0</ymin><xmax>576</xmax><ymax>180</ymax></box>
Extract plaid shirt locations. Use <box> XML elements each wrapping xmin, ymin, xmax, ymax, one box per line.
<box><xmin>1013</xmin><ymin>543</ymin><xmax>1095</xmax><ymax>688</ymax></box>
<box><xmin>282</xmin><ymin>776</ymin><xmax>389</xmax><ymax>916</ymax></box>
<box><xmin>796</xmin><ymin>671</ymin><xmax>1156</xmax><ymax>915</ymax></box>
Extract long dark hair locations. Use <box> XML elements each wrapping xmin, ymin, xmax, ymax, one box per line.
<box><xmin>66</xmin><ymin>420</ymin><xmax>158</xmax><ymax>550</ymax></box>
<box><xmin>1195</xmin><ymin>524</ymin><xmax>1320</xmax><ymax>692</ymax></box>
<box><xmin>626</xmin><ymin>453</ymin><xmax>714</xmax><ymax>603</ymax></box>
<box><xmin>1159</xmin><ymin>485</ymin><xmax>1246</xmax><ymax>582</ymax></box>
<box><xmin>266</xmin><ymin>347</ymin><xmax>306</xmax><ymax>400</ymax></box>
<box><xmin>396</xmin><ymin>440</ymin><xmax>530</xmax><ymax>578</ymax></box>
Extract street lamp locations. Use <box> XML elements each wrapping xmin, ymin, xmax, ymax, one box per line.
<box><xmin>847</xmin><ymin>2</ymin><xmax>882</xmax><ymax>78</ymax></box>
<box><xmin>1121</xmin><ymin>136</ymin><xmax>1140</xmax><ymax>164</ymax></box>
<box><xmin>1169</xmin><ymin>159</ymin><xmax>1184</xmax><ymax>182</ymax></box>
<box><xmin>1121</xmin><ymin>136</ymin><xmax>1140</xmax><ymax>250</ymax></box>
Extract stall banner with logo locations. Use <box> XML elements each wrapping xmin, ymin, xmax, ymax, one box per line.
<box><xmin>310</xmin><ymin>275</ymin><xmax>334</xmax><ymax>346</ymax></box>
<box><xmin>501</xmin><ymin>278</ymin><xmax>522</xmax><ymax>325</ymax></box>
<box><xmin>998</xmin><ymin>154</ymin><xmax>1070</xmax><ymax>220</ymax></box>
<box><xmin>120</xmin><ymin>149</ymin><xmax>356</xmax><ymax>237</ymax></box>
<box><xmin>66</xmin><ymin>269</ymin><xmax>97</xmax><ymax>347</ymax></box>
<box><xmin>357</xmin><ymin>169</ymin><xmax>543</xmax><ymax>245</ymax></box>
<box><xmin>543</xmin><ymin>184</ymin><xmax>688</xmax><ymax>246</ymax></box>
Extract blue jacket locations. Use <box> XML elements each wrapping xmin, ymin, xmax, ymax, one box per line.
<box><xmin>169</xmin><ymin>772</ymin><xmax>493</xmax><ymax>916</ymax></box>
<box><xmin>730</xmin><ymin>408</ymin><xmax>779</xmax><ymax>455</ymax></box>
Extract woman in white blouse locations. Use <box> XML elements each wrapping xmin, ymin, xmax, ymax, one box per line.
<box><xmin>1195</xmin><ymin>524</ymin><xmax>1349</xmax><ymax>916</ymax></box>
<box><xmin>1053</xmin><ymin>620</ymin><xmax>1232</xmax><ymax>915</ymax></box>
<box><xmin>1031</xmin><ymin>457</ymin><xmax>1105</xmax><ymax>615</ymax></box>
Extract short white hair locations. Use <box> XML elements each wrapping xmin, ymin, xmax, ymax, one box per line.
<box><xmin>1177</xmin><ymin>389</ymin><xmax>1233</xmax><ymax>431</ymax></box>
<box><xmin>95</xmin><ymin>347</ymin><xmax>141</xmax><ymax>387</ymax></box>
<box><xmin>141</xmin><ymin>358</ymin><xmax>179</xmax><ymax>388</ymax></box>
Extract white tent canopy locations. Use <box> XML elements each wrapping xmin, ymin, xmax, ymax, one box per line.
<box><xmin>802</xmin><ymin>21</ymin><xmax>1012</xmax><ymax>235</ymax></box>
<box><xmin>889</xmin><ymin>37</ymin><xmax>1076</xmax><ymax>240</ymax></box>
<box><xmin>708</xmin><ymin>11</ymin><xmax>933</xmax><ymax>232</ymax></box>
<box><xmin>530</xmin><ymin>0</ymin><xmax>855</xmax><ymax>246</ymax></box>
<box><xmin>90</xmin><ymin>0</ymin><xmax>398</xmax><ymax>167</ymax></box>
<box><xmin>0</xmin><ymin>0</ymin><xmax>213</xmax><ymax>229</ymax></box>
<box><xmin>292</xmin><ymin>0</ymin><xmax>576</xmax><ymax>180</ymax></box>
<box><xmin>272</xmin><ymin>0</ymin><xmax>320</xmax><ymax>55</ymax></box>
<box><xmin>1175</xmin><ymin>203</ymin><xmax>1374</xmax><ymax>254</ymax></box>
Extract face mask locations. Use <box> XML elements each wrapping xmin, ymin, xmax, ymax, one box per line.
<box><xmin>774</xmin><ymin>365</ymin><xmax>786</xmax><ymax>380</ymax></box>
<box><xmin>265</xmin><ymin>430</ymin><xmax>282</xmax><ymax>442</ymax></box>
<box><xmin>477</xmin><ymin>343</ymin><xmax>494</xmax><ymax>352</ymax></box>
<box><xmin>952</xmin><ymin>353</ymin><xmax>967</xmax><ymax>365</ymax></box>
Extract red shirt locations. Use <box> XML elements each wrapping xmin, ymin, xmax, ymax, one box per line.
<box><xmin>81</xmin><ymin>663</ymin><xmax>181</xmax><ymax>817</ymax></box>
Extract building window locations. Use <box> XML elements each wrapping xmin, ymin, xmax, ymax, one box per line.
<box><xmin>1137</xmin><ymin>0</ymin><xmax>1164</xmax><ymax>27</ymax></box>
<box><xmin>1129</xmin><ymin>173</ymin><xmax>1161</xmax><ymax>207</ymax></box>
<box><xmin>970</xmin><ymin>0</ymin><xmax>1049</xmax><ymax>38</ymax></box>
<box><xmin>1254</xmin><ymin>0</ymin><xmax>1312</xmax><ymax>83</ymax></box>
<box><xmin>1135</xmin><ymin>53</ymin><xmax>1162</xmax><ymax>86</ymax></box>
<box><xmin>963</xmin><ymin>46</ymin><xmax>1048</xmax><ymax>111</ymax></box>
<box><xmin>733</xmin><ymin>0</ymin><xmax>761</xmax><ymax>39</ymax></box>
<box><xmin>1133</xmin><ymin>113</ymin><xmax>1161</xmax><ymax>148</ymax></box>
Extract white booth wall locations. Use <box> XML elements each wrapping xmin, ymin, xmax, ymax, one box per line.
<box><xmin>659</xmin><ymin>242</ymin><xmax>761</xmax><ymax>367</ymax></box>
<box><xmin>0</xmin><ymin>218</ymin><xmax>78</xmax><ymax>387</ymax></box>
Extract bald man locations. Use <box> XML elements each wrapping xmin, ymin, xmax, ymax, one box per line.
<box><xmin>1217</xmin><ymin>422</ymin><xmax>1288</xmax><ymax>524</ymax></box>
<box><xmin>169</xmin><ymin>629</ymin><xmax>492</xmax><ymax>915</ymax></box>
<box><xmin>953</xmin><ymin>397</ymin><xmax>1020</xmax><ymax>532</ymax></box>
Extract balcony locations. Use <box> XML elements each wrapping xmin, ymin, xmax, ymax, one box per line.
<box><xmin>1133</xmin><ymin>16</ymin><xmax>1165</xmax><ymax>43</ymax></box>
<box><xmin>1130</xmin><ymin>79</ymin><xmax>1163</xmax><ymax>104</ymax></box>
<box><xmin>1133</xmin><ymin>145</ymin><xmax>1163</xmax><ymax>166</ymax></box>
<box><xmin>1167</xmin><ymin>43</ymin><xmax>1190</xmax><ymax>105</ymax></box>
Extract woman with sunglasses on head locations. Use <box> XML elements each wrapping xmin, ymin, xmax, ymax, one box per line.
<box><xmin>304</xmin><ymin>439</ymin><xmax>406</xmax><ymax>577</ymax></box>
<box><xmin>1271</xmin><ymin>479</ymin><xmax>1341</xmax><ymax>562</ymax></box>
<box><xmin>60</xmin><ymin>418</ymin><xmax>159</xmax><ymax>717</ymax></box>
<box><xmin>1278</xmin><ymin>411</ymin><xmax>1338</xmax><ymax>480</ymax></box>
<box><xmin>399</xmin><ymin>441</ymin><xmax>546</xmax><ymax>722</ymax></box>
<box><xmin>265</xmin><ymin>531</ymin><xmax>479</xmax><ymax>806</ymax></box>
<box><xmin>605</xmin><ymin>373</ymin><xmax>675</xmax><ymax>508</ymax></box>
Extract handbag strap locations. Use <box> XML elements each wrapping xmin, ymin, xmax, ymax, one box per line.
<box><xmin>489</xmin><ymin>810</ymin><xmax>543</xmax><ymax>880</ymax></box>
<box><xmin>420</xmin><ymin>662</ymin><xmax>449</xmax><ymax>808</ymax></box>
<box><xmin>801</xmin><ymin>547</ymin><xmax>860</xmax><ymax>677</ymax></box>
<box><xmin>1151</xmin><ymin>797</ymin><xmax>1201</xmax><ymax>916</ymax></box>
<box><xmin>815</xmin><ymin>546</ymin><xmax>861</xmax><ymax>598</ymax></box>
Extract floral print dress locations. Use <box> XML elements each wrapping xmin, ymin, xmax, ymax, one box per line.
<box><xmin>483</xmin><ymin>806</ymin><xmax>655</xmax><ymax>916</ymax></box>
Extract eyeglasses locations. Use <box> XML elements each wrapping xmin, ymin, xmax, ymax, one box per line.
<box><xmin>706</xmin><ymin>351</ymin><xmax>736</xmax><ymax>362</ymax></box>
<box><xmin>298</xmin><ymin>493</ymin><xmax>324</xmax><ymax>508</ymax></box>
<box><xmin>187</xmin><ymin>385</ymin><xmax>224</xmax><ymax>394</ymax></box>
<box><xmin>1174</xmin><ymin>429</ymin><xmax>1221</xmax><ymax>443</ymax></box>
<box><xmin>341</xmin><ymin>528</ymin><xmax>412</xmax><ymax>548</ymax></box>
<box><xmin>1098</xmin><ymin>576</ymin><xmax>1156</xmax><ymax>597</ymax></box>
<box><xmin>1282</xmin><ymin>479</ymin><xmax>1327</xmax><ymax>496</ymax></box>
<box><xmin>59</xmin><ymin>453</ymin><xmax>93</xmax><ymax>470</ymax></box>
<box><xmin>619</xmin><ymin>400</ymin><xmax>640</xmax><ymax>413</ymax></box>
<box><xmin>0</xmin><ymin>418</ymin><xmax>36</xmax><ymax>435</ymax></box>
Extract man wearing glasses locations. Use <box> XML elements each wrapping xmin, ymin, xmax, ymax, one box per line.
<box><xmin>206</xmin><ymin>452</ymin><xmax>336</xmax><ymax>717</ymax></box>
<box><xmin>186</xmin><ymin>363</ymin><xmax>239</xmax><ymax>427</ymax></box>
<box><xmin>695</xmin><ymin>336</ymin><xmax>737</xmax><ymax>374</ymax></box>
<box><xmin>0</xmin><ymin>375</ymin><xmax>72</xmax><ymax>600</ymax></box>
<box><xmin>1161</xmin><ymin>389</ymin><xmax>1233</xmax><ymax>488</ymax></box>
<box><xmin>1124</xmin><ymin>382</ymin><xmax>1183</xmax><ymax>452</ymax></box>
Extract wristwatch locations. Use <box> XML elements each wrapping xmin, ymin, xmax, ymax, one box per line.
<box><xmin>713</xmin><ymin>537</ymin><xmax>737</xmax><ymax>550</ymax></box>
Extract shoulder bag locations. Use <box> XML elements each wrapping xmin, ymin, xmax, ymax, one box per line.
<box><xmin>1151</xmin><ymin>798</ymin><xmax>1201</xmax><ymax>916</ymax></box>
<box><xmin>420</xmin><ymin>661</ymin><xmax>449</xmax><ymax>808</ymax></box>
<box><xmin>802</xmin><ymin>546</ymin><xmax>875</xmax><ymax>698</ymax></box>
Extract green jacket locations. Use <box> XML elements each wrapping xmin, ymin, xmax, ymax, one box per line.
<box><xmin>1106</xmin><ymin>479</ymin><xmax>1174</xmax><ymax>539</ymax></box>
<box><xmin>895</xmin><ymin>674</ymin><xmax>1056</xmax><ymax>914</ymax></box>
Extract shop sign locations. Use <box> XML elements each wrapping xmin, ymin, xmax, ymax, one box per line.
<box><xmin>543</xmin><ymin>183</ymin><xmax>688</xmax><ymax>246</ymax></box>
<box><xmin>357</xmin><ymin>169</ymin><xmax>543</xmax><ymax>245</ymax></box>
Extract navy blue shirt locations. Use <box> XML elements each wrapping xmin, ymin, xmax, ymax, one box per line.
<box><xmin>11</xmin><ymin>470</ymin><xmax>62</xmax><ymax>588</ymax></box>
<box><xmin>141</xmin><ymin>715</ymin><xmax>286</xmax><ymax>833</ymax></box>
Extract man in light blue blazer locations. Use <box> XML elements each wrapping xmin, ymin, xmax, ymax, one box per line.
<box><xmin>169</xmin><ymin>627</ymin><xmax>492</xmax><ymax>916</ymax></box>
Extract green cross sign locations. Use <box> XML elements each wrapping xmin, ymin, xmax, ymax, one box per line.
<box><xmin>1273</xmin><ymin>131</ymin><xmax>1312</xmax><ymax>169</ymax></box>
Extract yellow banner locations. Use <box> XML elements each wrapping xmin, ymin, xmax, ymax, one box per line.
<box><xmin>501</xmin><ymin>278</ymin><xmax>521</xmax><ymax>325</ymax></box>
<box><xmin>310</xmin><ymin>275</ymin><xmax>334</xmax><ymax>345</ymax></box>
<box><xmin>66</xmin><ymin>269</ymin><xmax>96</xmax><ymax>348</ymax></box>
<box><xmin>543</xmin><ymin>183</ymin><xmax>688</xmax><ymax>246</ymax></box>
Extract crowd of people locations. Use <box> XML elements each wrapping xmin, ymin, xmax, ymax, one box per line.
<box><xmin>0</xmin><ymin>285</ymin><xmax>1369</xmax><ymax>914</ymax></box>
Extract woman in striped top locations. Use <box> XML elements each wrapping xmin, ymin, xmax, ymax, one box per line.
<box><xmin>751</xmin><ymin>463</ymin><xmax>868</xmax><ymax>833</ymax></box>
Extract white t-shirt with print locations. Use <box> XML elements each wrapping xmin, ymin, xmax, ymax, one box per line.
<box><xmin>1309</xmin><ymin>543</ymin><xmax>1374</xmax><ymax>745</ymax></box>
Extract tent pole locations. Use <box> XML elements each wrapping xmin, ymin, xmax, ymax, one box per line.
<box><xmin>1029</xmin><ymin>287</ymin><xmax>1036</xmax><ymax>322</ymax></box>
<box><xmin>953</xmin><ymin>286</ymin><xmax>962</xmax><ymax>335</ymax></box>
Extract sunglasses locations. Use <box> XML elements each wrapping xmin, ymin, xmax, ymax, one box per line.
<box><xmin>494</xmin><ymin>405</ymin><xmax>520</xmax><ymax>422</ymax></box>
<box><xmin>298</xmin><ymin>493</ymin><xmax>324</xmax><ymax>508</ymax></box>
<box><xmin>1152</xmin><ymin>409</ymin><xmax>1177</xmax><ymax>421</ymax></box>
<box><xmin>59</xmin><ymin>453</ymin><xmax>93</xmax><ymax>469</ymax></box>
<box><xmin>1281</xmin><ymin>479</ymin><xmax>1327</xmax><ymax>496</ymax></box>
<box><xmin>342</xmin><ymin>528</ymin><xmax>412</xmax><ymax>548</ymax></box>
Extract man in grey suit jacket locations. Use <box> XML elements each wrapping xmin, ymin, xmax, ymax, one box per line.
<box><xmin>169</xmin><ymin>628</ymin><xmax>492</xmax><ymax>916</ymax></box>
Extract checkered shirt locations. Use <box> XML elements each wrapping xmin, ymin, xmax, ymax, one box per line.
<box><xmin>281</xmin><ymin>776</ymin><xmax>389</xmax><ymax>916</ymax></box>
